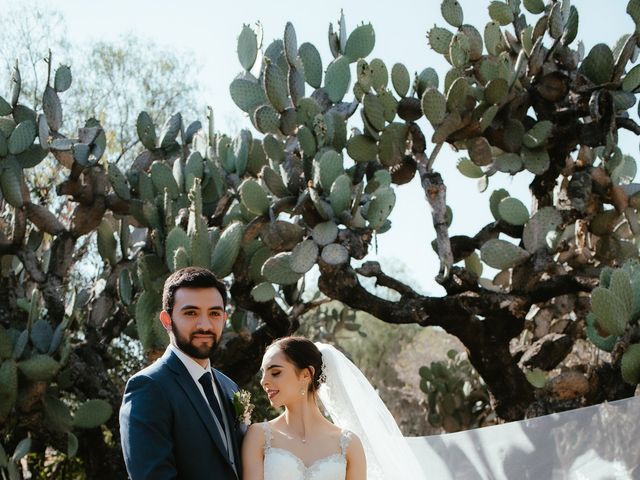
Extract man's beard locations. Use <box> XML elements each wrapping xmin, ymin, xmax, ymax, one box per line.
<box><xmin>171</xmin><ymin>321</ymin><xmax>219</xmax><ymax>359</ymax></box>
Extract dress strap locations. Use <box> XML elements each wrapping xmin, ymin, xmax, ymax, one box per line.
<box><xmin>339</xmin><ymin>430</ymin><xmax>352</xmax><ymax>456</ymax></box>
<box><xmin>261</xmin><ymin>422</ymin><xmax>273</xmax><ymax>451</ymax></box>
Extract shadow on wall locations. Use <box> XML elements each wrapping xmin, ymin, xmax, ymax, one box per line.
<box><xmin>407</xmin><ymin>396</ymin><xmax>640</xmax><ymax>480</ymax></box>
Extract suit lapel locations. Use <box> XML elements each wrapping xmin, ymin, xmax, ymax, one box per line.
<box><xmin>165</xmin><ymin>351</ymin><xmax>231</xmax><ymax>467</ymax></box>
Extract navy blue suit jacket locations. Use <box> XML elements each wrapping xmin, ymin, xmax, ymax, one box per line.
<box><xmin>119</xmin><ymin>348</ymin><xmax>244</xmax><ymax>479</ymax></box>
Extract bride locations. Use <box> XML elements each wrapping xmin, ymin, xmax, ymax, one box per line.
<box><xmin>241</xmin><ymin>336</ymin><xmax>424</xmax><ymax>480</ymax></box>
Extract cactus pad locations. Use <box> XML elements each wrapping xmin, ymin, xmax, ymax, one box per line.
<box><xmin>591</xmin><ymin>287</ymin><xmax>628</xmax><ymax>337</ymax></box>
<box><xmin>17</xmin><ymin>354</ymin><xmax>60</xmax><ymax>381</ymax></box>
<box><xmin>498</xmin><ymin>197</ymin><xmax>529</xmax><ymax>225</ymax></box>
<box><xmin>250</xmin><ymin>282</ymin><xmax>277</xmax><ymax>303</ymax></box>
<box><xmin>580</xmin><ymin>44</ymin><xmax>614</xmax><ymax>85</ymax></box>
<box><xmin>325</xmin><ymin>56</ymin><xmax>351</xmax><ymax>103</ymax></box>
<box><xmin>480</xmin><ymin>239</ymin><xmax>530</xmax><ymax>270</ymax></box>
<box><xmin>237</xmin><ymin>25</ymin><xmax>258</xmax><ymax>71</ymax></box>
<box><xmin>73</xmin><ymin>399</ymin><xmax>113</xmax><ymax>429</ymax></box>
<box><xmin>298</xmin><ymin>43</ymin><xmax>323</xmax><ymax>88</ymax></box>
<box><xmin>441</xmin><ymin>0</ymin><xmax>464</xmax><ymax>28</ymax></box>
<box><xmin>290</xmin><ymin>239</ymin><xmax>319</xmax><ymax>273</ymax></box>
<box><xmin>261</xmin><ymin>252</ymin><xmax>302</xmax><ymax>285</ymax></box>
<box><xmin>321</xmin><ymin>243</ymin><xmax>349</xmax><ymax>265</ymax></box>
<box><xmin>344</xmin><ymin>23</ymin><xmax>375</xmax><ymax>62</ymax></box>
<box><xmin>211</xmin><ymin>221</ymin><xmax>244</xmax><ymax>278</ymax></box>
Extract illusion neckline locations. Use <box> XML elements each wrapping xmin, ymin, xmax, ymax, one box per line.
<box><xmin>268</xmin><ymin>447</ymin><xmax>345</xmax><ymax>471</ymax></box>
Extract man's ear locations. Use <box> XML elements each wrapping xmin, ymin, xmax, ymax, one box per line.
<box><xmin>159</xmin><ymin>310</ymin><xmax>172</xmax><ymax>332</ymax></box>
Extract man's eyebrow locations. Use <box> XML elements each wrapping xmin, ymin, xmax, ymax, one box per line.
<box><xmin>179</xmin><ymin>305</ymin><xmax>224</xmax><ymax>311</ymax></box>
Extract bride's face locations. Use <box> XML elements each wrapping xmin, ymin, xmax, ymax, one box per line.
<box><xmin>260</xmin><ymin>348</ymin><xmax>309</xmax><ymax>408</ymax></box>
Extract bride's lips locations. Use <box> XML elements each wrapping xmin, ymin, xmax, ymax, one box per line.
<box><xmin>266</xmin><ymin>389</ymin><xmax>279</xmax><ymax>400</ymax></box>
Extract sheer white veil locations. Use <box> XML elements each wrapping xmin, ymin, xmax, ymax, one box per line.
<box><xmin>314</xmin><ymin>342</ymin><xmax>424</xmax><ymax>479</ymax></box>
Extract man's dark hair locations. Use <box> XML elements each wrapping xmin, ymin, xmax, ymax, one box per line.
<box><xmin>162</xmin><ymin>267</ymin><xmax>227</xmax><ymax>315</ymax></box>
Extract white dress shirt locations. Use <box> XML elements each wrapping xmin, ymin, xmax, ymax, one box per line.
<box><xmin>168</xmin><ymin>344</ymin><xmax>236</xmax><ymax>470</ymax></box>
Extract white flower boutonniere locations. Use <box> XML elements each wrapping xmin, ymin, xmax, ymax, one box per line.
<box><xmin>233</xmin><ymin>390</ymin><xmax>254</xmax><ymax>427</ymax></box>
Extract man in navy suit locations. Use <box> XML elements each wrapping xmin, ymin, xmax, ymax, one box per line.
<box><xmin>120</xmin><ymin>267</ymin><xmax>244</xmax><ymax>479</ymax></box>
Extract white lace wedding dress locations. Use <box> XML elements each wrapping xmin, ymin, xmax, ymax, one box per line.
<box><xmin>262</xmin><ymin>423</ymin><xmax>353</xmax><ymax>480</ymax></box>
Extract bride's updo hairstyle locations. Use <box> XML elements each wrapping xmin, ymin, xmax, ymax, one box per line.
<box><xmin>269</xmin><ymin>336</ymin><xmax>324</xmax><ymax>393</ymax></box>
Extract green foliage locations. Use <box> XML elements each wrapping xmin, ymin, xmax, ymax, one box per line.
<box><xmin>419</xmin><ymin>350</ymin><xmax>492</xmax><ymax>432</ymax></box>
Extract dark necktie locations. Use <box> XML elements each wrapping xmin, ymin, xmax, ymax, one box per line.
<box><xmin>198</xmin><ymin>371</ymin><xmax>226</xmax><ymax>430</ymax></box>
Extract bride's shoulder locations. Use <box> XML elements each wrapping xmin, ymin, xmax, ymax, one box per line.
<box><xmin>243</xmin><ymin>421</ymin><xmax>270</xmax><ymax>446</ymax></box>
<box><xmin>339</xmin><ymin>430</ymin><xmax>365</xmax><ymax>457</ymax></box>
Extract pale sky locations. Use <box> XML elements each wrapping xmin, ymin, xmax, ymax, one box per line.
<box><xmin>3</xmin><ymin>0</ymin><xmax>634</xmax><ymax>294</ymax></box>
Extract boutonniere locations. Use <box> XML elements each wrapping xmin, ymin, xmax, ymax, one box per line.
<box><xmin>233</xmin><ymin>390</ymin><xmax>254</xmax><ymax>427</ymax></box>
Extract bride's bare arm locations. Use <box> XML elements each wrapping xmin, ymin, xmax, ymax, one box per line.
<box><xmin>241</xmin><ymin>423</ymin><xmax>265</xmax><ymax>480</ymax></box>
<box><xmin>346</xmin><ymin>434</ymin><xmax>366</xmax><ymax>480</ymax></box>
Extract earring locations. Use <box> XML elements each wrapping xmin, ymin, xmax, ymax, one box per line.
<box><xmin>300</xmin><ymin>386</ymin><xmax>306</xmax><ymax>396</ymax></box>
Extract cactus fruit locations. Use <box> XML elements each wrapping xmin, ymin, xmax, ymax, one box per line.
<box><xmin>497</xmin><ymin>197</ymin><xmax>529</xmax><ymax>226</ymax></box>
<box><xmin>325</xmin><ymin>56</ymin><xmax>351</xmax><ymax>103</ymax></box>
<box><xmin>251</xmin><ymin>282</ymin><xmax>277</xmax><ymax>302</ymax></box>
<box><xmin>73</xmin><ymin>399</ymin><xmax>113</xmax><ymax>429</ymax></box>
<box><xmin>261</xmin><ymin>252</ymin><xmax>302</xmax><ymax>285</ymax></box>
<box><xmin>480</xmin><ymin>238</ymin><xmax>530</xmax><ymax>270</ymax></box>
<box><xmin>290</xmin><ymin>239</ymin><xmax>319</xmax><ymax>274</ymax></box>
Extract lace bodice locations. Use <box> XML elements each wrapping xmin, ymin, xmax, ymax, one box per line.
<box><xmin>262</xmin><ymin>423</ymin><xmax>352</xmax><ymax>480</ymax></box>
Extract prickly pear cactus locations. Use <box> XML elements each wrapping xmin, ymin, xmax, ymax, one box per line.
<box><xmin>419</xmin><ymin>350</ymin><xmax>492</xmax><ymax>432</ymax></box>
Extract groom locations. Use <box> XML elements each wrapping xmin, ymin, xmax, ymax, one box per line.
<box><xmin>120</xmin><ymin>267</ymin><xmax>243</xmax><ymax>479</ymax></box>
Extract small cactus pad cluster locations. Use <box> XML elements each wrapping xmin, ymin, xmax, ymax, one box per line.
<box><xmin>419</xmin><ymin>350</ymin><xmax>491</xmax><ymax>432</ymax></box>
<box><xmin>589</xmin><ymin>261</ymin><xmax>640</xmax><ymax>385</ymax></box>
